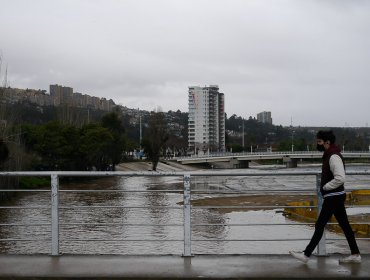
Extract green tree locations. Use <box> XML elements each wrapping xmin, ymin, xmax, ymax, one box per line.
<box><xmin>229</xmin><ymin>143</ymin><xmax>244</xmax><ymax>153</ymax></box>
<box><xmin>80</xmin><ymin>123</ymin><xmax>114</xmax><ymax>170</ymax></box>
<box><xmin>142</xmin><ymin>111</ymin><xmax>169</xmax><ymax>171</ymax></box>
<box><xmin>101</xmin><ymin>111</ymin><xmax>126</xmax><ymax>169</ymax></box>
<box><xmin>277</xmin><ymin>140</ymin><xmax>292</xmax><ymax>151</ymax></box>
<box><xmin>22</xmin><ymin>120</ymin><xmax>119</xmax><ymax>171</ymax></box>
<box><xmin>30</xmin><ymin>121</ymin><xmax>80</xmax><ymax>170</ymax></box>
<box><xmin>0</xmin><ymin>139</ymin><xmax>9</xmax><ymax>167</ymax></box>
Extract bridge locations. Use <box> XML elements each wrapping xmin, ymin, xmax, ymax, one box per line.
<box><xmin>0</xmin><ymin>170</ymin><xmax>369</xmax><ymax>279</ymax></box>
<box><xmin>176</xmin><ymin>151</ymin><xmax>370</xmax><ymax>168</ymax></box>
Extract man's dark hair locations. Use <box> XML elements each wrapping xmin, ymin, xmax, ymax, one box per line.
<box><xmin>316</xmin><ymin>130</ymin><xmax>336</xmax><ymax>144</ymax></box>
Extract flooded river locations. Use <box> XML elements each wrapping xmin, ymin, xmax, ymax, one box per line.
<box><xmin>0</xmin><ymin>165</ymin><xmax>369</xmax><ymax>255</ymax></box>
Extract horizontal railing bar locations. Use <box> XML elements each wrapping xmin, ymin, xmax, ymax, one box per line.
<box><xmin>1</xmin><ymin>188</ymin><xmax>367</xmax><ymax>193</ymax></box>
<box><xmin>192</xmin><ymin>238</ymin><xmax>370</xmax><ymax>241</ymax></box>
<box><xmin>192</xmin><ymin>205</ymin><xmax>370</xmax><ymax>209</ymax></box>
<box><xmin>0</xmin><ymin>189</ymin><xmax>50</xmax><ymax>192</ymax></box>
<box><xmin>1</xmin><ymin>205</ymin><xmax>366</xmax><ymax>210</ymax></box>
<box><xmin>0</xmin><ymin>239</ymin><xmax>183</xmax><ymax>242</ymax></box>
<box><xmin>2</xmin><ymin>238</ymin><xmax>368</xmax><ymax>243</ymax></box>
<box><xmin>0</xmin><ymin>206</ymin><xmax>50</xmax><ymax>209</ymax></box>
<box><xmin>193</xmin><ymin>223</ymin><xmax>309</xmax><ymax>226</ymax></box>
<box><xmin>2</xmin><ymin>170</ymin><xmax>369</xmax><ymax>177</ymax></box>
<box><xmin>59</xmin><ymin>206</ymin><xmax>182</xmax><ymax>209</ymax></box>
<box><xmin>190</xmin><ymin>190</ymin><xmax>317</xmax><ymax>194</ymax></box>
<box><xmin>0</xmin><ymin>223</ymin><xmax>365</xmax><ymax>227</ymax></box>
<box><xmin>61</xmin><ymin>190</ymin><xmax>317</xmax><ymax>194</ymax></box>
<box><xmin>0</xmin><ymin>189</ymin><xmax>180</xmax><ymax>193</ymax></box>
<box><xmin>2</xmin><ymin>205</ymin><xmax>366</xmax><ymax>210</ymax></box>
<box><xmin>191</xmin><ymin>188</ymin><xmax>370</xmax><ymax>193</ymax></box>
<box><xmin>192</xmin><ymin>222</ymin><xmax>370</xmax><ymax>226</ymax></box>
<box><xmin>60</xmin><ymin>223</ymin><xmax>183</xmax><ymax>226</ymax></box>
<box><xmin>61</xmin><ymin>239</ymin><xmax>184</xmax><ymax>242</ymax></box>
<box><xmin>0</xmin><ymin>190</ymin><xmax>316</xmax><ymax>195</ymax></box>
<box><xmin>0</xmin><ymin>189</ymin><xmax>318</xmax><ymax>194</ymax></box>
<box><xmin>0</xmin><ymin>239</ymin><xmax>50</xmax><ymax>242</ymax></box>
<box><xmin>178</xmin><ymin>150</ymin><xmax>370</xmax><ymax>157</ymax></box>
<box><xmin>61</xmin><ymin>223</ymin><xmax>305</xmax><ymax>227</ymax></box>
<box><xmin>193</xmin><ymin>223</ymin><xmax>310</xmax><ymax>226</ymax></box>
<box><xmin>0</xmin><ymin>223</ymin><xmax>50</xmax><ymax>226</ymax></box>
<box><xmin>59</xmin><ymin>190</ymin><xmax>183</xmax><ymax>193</ymax></box>
<box><xmin>192</xmin><ymin>205</ymin><xmax>311</xmax><ymax>209</ymax></box>
<box><xmin>2</xmin><ymin>188</ymin><xmax>366</xmax><ymax>194</ymax></box>
<box><xmin>192</xmin><ymin>239</ymin><xmax>311</xmax><ymax>242</ymax></box>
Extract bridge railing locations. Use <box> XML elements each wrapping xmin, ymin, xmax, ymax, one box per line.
<box><xmin>177</xmin><ymin>150</ymin><xmax>370</xmax><ymax>159</ymax></box>
<box><xmin>0</xmin><ymin>171</ymin><xmax>369</xmax><ymax>256</ymax></box>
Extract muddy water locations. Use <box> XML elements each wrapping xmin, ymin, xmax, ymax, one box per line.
<box><xmin>0</xmin><ymin>165</ymin><xmax>369</xmax><ymax>255</ymax></box>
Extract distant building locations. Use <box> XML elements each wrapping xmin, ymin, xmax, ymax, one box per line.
<box><xmin>50</xmin><ymin>84</ymin><xmax>115</xmax><ymax>111</ymax></box>
<box><xmin>188</xmin><ymin>85</ymin><xmax>225</xmax><ymax>155</ymax></box>
<box><xmin>1</xmin><ymin>85</ymin><xmax>115</xmax><ymax>111</ymax></box>
<box><xmin>257</xmin><ymin>111</ymin><xmax>272</xmax><ymax>125</ymax></box>
<box><xmin>50</xmin><ymin>84</ymin><xmax>73</xmax><ymax>106</ymax></box>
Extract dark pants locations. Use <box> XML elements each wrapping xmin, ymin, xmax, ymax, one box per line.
<box><xmin>304</xmin><ymin>194</ymin><xmax>360</xmax><ymax>257</ymax></box>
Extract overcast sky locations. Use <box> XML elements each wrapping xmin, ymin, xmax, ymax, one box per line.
<box><xmin>1</xmin><ymin>0</ymin><xmax>370</xmax><ymax>127</ymax></box>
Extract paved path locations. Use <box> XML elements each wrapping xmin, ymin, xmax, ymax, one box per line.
<box><xmin>0</xmin><ymin>254</ymin><xmax>369</xmax><ymax>279</ymax></box>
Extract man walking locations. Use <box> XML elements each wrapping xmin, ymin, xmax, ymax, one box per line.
<box><xmin>290</xmin><ymin>130</ymin><xmax>361</xmax><ymax>263</ymax></box>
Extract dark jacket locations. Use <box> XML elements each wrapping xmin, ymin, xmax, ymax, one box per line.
<box><xmin>320</xmin><ymin>145</ymin><xmax>345</xmax><ymax>197</ymax></box>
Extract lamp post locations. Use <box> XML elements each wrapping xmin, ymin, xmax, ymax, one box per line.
<box><xmin>290</xmin><ymin>117</ymin><xmax>294</xmax><ymax>152</ymax></box>
<box><xmin>139</xmin><ymin>114</ymin><xmax>142</xmax><ymax>149</ymax></box>
<box><xmin>242</xmin><ymin>118</ymin><xmax>245</xmax><ymax>150</ymax></box>
<box><xmin>138</xmin><ymin>108</ymin><xmax>142</xmax><ymax>151</ymax></box>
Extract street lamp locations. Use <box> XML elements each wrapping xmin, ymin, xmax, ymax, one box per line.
<box><xmin>290</xmin><ymin>117</ymin><xmax>294</xmax><ymax>152</ymax></box>
<box><xmin>242</xmin><ymin>118</ymin><xmax>245</xmax><ymax>149</ymax></box>
<box><xmin>138</xmin><ymin>108</ymin><xmax>142</xmax><ymax>150</ymax></box>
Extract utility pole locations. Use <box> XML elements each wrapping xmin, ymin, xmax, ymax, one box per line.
<box><xmin>291</xmin><ymin>117</ymin><xmax>294</xmax><ymax>152</ymax></box>
<box><xmin>139</xmin><ymin>109</ymin><xmax>142</xmax><ymax>150</ymax></box>
<box><xmin>242</xmin><ymin>118</ymin><xmax>245</xmax><ymax>149</ymax></box>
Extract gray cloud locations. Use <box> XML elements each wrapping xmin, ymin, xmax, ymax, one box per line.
<box><xmin>1</xmin><ymin>0</ymin><xmax>370</xmax><ymax>126</ymax></box>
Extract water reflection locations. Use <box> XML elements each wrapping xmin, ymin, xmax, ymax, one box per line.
<box><xmin>0</xmin><ymin>166</ymin><xmax>369</xmax><ymax>255</ymax></box>
<box><xmin>0</xmin><ymin>191</ymin><xmax>52</xmax><ymax>254</ymax></box>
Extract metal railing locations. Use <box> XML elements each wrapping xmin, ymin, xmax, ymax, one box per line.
<box><xmin>0</xmin><ymin>170</ymin><xmax>369</xmax><ymax>256</ymax></box>
<box><xmin>177</xmin><ymin>151</ymin><xmax>370</xmax><ymax>160</ymax></box>
<box><xmin>179</xmin><ymin>150</ymin><xmax>370</xmax><ymax>157</ymax></box>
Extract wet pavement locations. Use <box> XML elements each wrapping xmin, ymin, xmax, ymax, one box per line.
<box><xmin>0</xmin><ymin>254</ymin><xmax>369</xmax><ymax>279</ymax></box>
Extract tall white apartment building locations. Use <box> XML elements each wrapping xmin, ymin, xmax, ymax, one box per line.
<box><xmin>188</xmin><ymin>85</ymin><xmax>225</xmax><ymax>155</ymax></box>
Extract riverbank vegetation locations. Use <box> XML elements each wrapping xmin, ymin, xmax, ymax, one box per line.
<box><xmin>20</xmin><ymin>110</ymin><xmax>126</xmax><ymax>171</ymax></box>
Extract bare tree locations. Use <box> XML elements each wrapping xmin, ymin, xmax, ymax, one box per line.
<box><xmin>0</xmin><ymin>53</ymin><xmax>9</xmax><ymax>166</ymax></box>
<box><xmin>0</xmin><ymin>54</ymin><xmax>26</xmax><ymax>201</ymax></box>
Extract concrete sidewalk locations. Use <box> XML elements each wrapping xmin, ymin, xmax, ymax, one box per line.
<box><xmin>0</xmin><ymin>254</ymin><xmax>369</xmax><ymax>279</ymax></box>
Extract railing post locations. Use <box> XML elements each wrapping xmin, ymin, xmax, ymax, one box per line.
<box><xmin>51</xmin><ymin>173</ymin><xmax>60</xmax><ymax>256</ymax></box>
<box><xmin>183</xmin><ymin>173</ymin><xmax>192</xmax><ymax>257</ymax></box>
<box><xmin>316</xmin><ymin>174</ymin><xmax>326</xmax><ymax>256</ymax></box>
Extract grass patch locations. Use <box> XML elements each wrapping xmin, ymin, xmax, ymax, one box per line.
<box><xmin>19</xmin><ymin>177</ymin><xmax>50</xmax><ymax>189</ymax></box>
